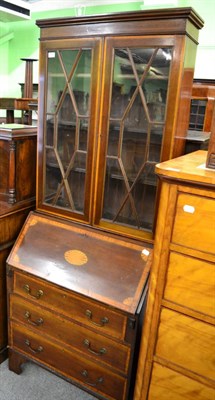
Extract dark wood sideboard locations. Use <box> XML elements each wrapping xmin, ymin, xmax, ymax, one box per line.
<box><xmin>0</xmin><ymin>123</ymin><xmax>37</xmax><ymax>363</ymax></box>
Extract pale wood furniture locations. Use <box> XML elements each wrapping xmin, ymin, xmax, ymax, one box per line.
<box><xmin>7</xmin><ymin>8</ymin><xmax>203</xmax><ymax>400</ymax></box>
<box><xmin>134</xmin><ymin>150</ymin><xmax>215</xmax><ymax>400</ymax></box>
<box><xmin>0</xmin><ymin>123</ymin><xmax>37</xmax><ymax>363</ymax></box>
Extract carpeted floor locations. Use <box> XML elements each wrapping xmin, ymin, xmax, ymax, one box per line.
<box><xmin>0</xmin><ymin>359</ymin><xmax>97</xmax><ymax>400</ymax></box>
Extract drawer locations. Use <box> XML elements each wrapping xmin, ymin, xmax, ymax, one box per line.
<box><xmin>148</xmin><ymin>363</ymin><xmax>215</xmax><ymax>400</ymax></box>
<box><xmin>10</xmin><ymin>295</ymin><xmax>130</xmax><ymax>374</ymax></box>
<box><xmin>13</xmin><ymin>272</ymin><xmax>129</xmax><ymax>341</ymax></box>
<box><xmin>164</xmin><ymin>252</ymin><xmax>215</xmax><ymax>318</ymax></box>
<box><xmin>10</xmin><ymin>321</ymin><xmax>128</xmax><ymax>400</ymax></box>
<box><xmin>172</xmin><ymin>193</ymin><xmax>215</xmax><ymax>254</ymax></box>
<box><xmin>155</xmin><ymin>308</ymin><xmax>215</xmax><ymax>381</ymax></box>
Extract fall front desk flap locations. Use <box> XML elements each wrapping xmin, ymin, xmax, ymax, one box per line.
<box><xmin>7</xmin><ymin>212</ymin><xmax>152</xmax><ymax>314</ymax></box>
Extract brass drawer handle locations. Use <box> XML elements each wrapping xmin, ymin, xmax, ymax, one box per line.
<box><xmin>83</xmin><ymin>339</ymin><xmax>107</xmax><ymax>356</ymax></box>
<box><xmin>25</xmin><ymin>339</ymin><xmax>43</xmax><ymax>354</ymax></box>
<box><xmin>81</xmin><ymin>369</ymin><xmax>104</xmax><ymax>387</ymax></box>
<box><xmin>24</xmin><ymin>311</ymin><xmax>44</xmax><ymax>327</ymax></box>
<box><xmin>23</xmin><ymin>284</ymin><xmax>44</xmax><ymax>300</ymax></box>
<box><xmin>85</xmin><ymin>309</ymin><xmax>109</xmax><ymax>327</ymax></box>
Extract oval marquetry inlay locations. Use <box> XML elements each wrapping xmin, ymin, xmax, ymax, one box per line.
<box><xmin>64</xmin><ymin>250</ymin><xmax>88</xmax><ymax>266</ymax></box>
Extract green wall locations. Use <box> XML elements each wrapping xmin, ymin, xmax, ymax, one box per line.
<box><xmin>0</xmin><ymin>0</ymin><xmax>214</xmax><ymax>109</ymax></box>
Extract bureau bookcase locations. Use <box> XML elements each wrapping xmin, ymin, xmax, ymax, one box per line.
<box><xmin>7</xmin><ymin>8</ymin><xmax>203</xmax><ymax>400</ymax></box>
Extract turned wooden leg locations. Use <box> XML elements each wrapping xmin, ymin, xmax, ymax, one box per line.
<box><xmin>6</xmin><ymin>109</ymin><xmax>14</xmax><ymax>123</ymax></box>
<box><xmin>8</xmin><ymin>349</ymin><xmax>28</xmax><ymax>374</ymax></box>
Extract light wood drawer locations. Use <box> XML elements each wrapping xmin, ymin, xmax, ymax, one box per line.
<box><xmin>10</xmin><ymin>295</ymin><xmax>130</xmax><ymax>374</ymax></box>
<box><xmin>172</xmin><ymin>193</ymin><xmax>215</xmax><ymax>254</ymax></box>
<box><xmin>148</xmin><ymin>363</ymin><xmax>215</xmax><ymax>400</ymax></box>
<box><xmin>164</xmin><ymin>252</ymin><xmax>215</xmax><ymax>317</ymax></box>
<box><xmin>13</xmin><ymin>272</ymin><xmax>129</xmax><ymax>341</ymax></box>
<box><xmin>155</xmin><ymin>308</ymin><xmax>215</xmax><ymax>381</ymax></box>
<box><xmin>10</xmin><ymin>321</ymin><xmax>127</xmax><ymax>400</ymax></box>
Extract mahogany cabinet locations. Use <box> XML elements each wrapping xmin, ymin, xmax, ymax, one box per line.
<box><xmin>134</xmin><ymin>150</ymin><xmax>215</xmax><ymax>400</ymax></box>
<box><xmin>189</xmin><ymin>81</ymin><xmax>215</xmax><ymax>133</ymax></box>
<box><xmin>0</xmin><ymin>123</ymin><xmax>37</xmax><ymax>363</ymax></box>
<box><xmin>0</xmin><ymin>124</ymin><xmax>36</xmax><ymax>204</ymax></box>
<box><xmin>185</xmin><ymin>81</ymin><xmax>215</xmax><ymax>155</ymax></box>
<box><xmin>6</xmin><ymin>8</ymin><xmax>203</xmax><ymax>400</ymax></box>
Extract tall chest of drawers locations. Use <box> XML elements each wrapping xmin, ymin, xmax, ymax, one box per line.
<box><xmin>134</xmin><ymin>150</ymin><xmax>215</xmax><ymax>400</ymax></box>
<box><xmin>7</xmin><ymin>212</ymin><xmax>152</xmax><ymax>400</ymax></box>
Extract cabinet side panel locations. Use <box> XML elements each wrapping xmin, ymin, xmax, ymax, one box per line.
<box><xmin>0</xmin><ymin>249</ymin><xmax>8</xmax><ymax>351</ymax></box>
<box><xmin>134</xmin><ymin>182</ymin><xmax>178</xmax><ymax>399</ymax></box>
<box><xmin>172</xmin><ymin>36</ymin><xmax>199</xmax><ymax>158</ymax></box>
<box><xmin>16</xmin><ymin>138</ymin><xmax>36</xmax><ymax>202</ymax></box>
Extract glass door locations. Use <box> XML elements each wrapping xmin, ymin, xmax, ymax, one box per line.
<box><xmin>37</xmin><ymin>39</ymin><xmax>102</xmax><ymax>223</ymax></box>
<box><xmin>95</xmin><ymin>37</ymin><xmax>173</xmax><ymax>239</ymax></box>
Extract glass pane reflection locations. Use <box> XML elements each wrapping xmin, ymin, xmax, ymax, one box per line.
<box><xmin>44</xmin><ymin>49</ymin><xmax>92</xmax><ymax>213</ymax></box>
<box><xmin>103</xmin><ymin>46</ymin><xmax>172</xmax><ymax>232</ymax></box>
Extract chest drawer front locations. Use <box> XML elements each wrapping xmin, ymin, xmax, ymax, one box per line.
<box><xmin>172</xmin><ymin>193</ymin><xmax>215</xmax><ymax>254</ymax></box>
<box><xmin>164</xmin><ymin>252</ymin><xmax>215</xmax><ymax>318</ymax></box>
<box><xmin>155</xmin><ymin>308</ymin><xmax>215</xmax><ymax>381</ymax></box>
<box><xmin>13</xmin><ymin>272</ymin><xmax>128</xmax><ymax>341</ymax></box>
<box><xmin>10</xmin><ymin>321</ymin><xmax>127</xmax><ymax>400</ymax></box>
<box><xmin>148</xmin><ymin>363</ymin><xmax>215</xmax><ymax>400</ymax></box>
<box><xmin>10</xmin><ymin>295</ymin><xmax>130</xmax><ymax>374</ymax></box>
